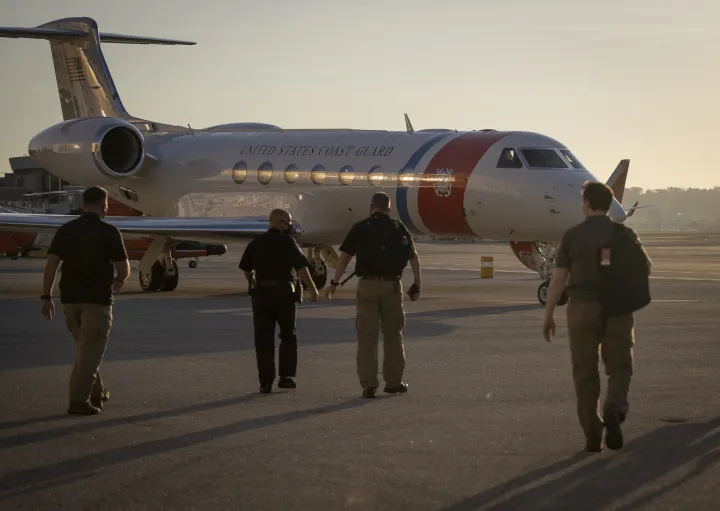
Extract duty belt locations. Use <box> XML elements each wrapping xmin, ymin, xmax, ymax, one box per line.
<box><xmin>360</xmin><ymin>275</ymin><xmax>401</xmax><ymax>281</ymax></box>
<box><xmin>254</xmin><ymin>279</ymin><xmax>293</xmax><ymax>288</ymax></box>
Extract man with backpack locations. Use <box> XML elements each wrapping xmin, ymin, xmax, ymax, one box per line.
<box><xmin>326</xmin><ymin>192</ymin><xmax>422</xmax><ymax>398</ymax></box>
<box><xmin>543</xmin><ymin>181</ymin><xmax>652</xmax><ymax>452</ymax></box>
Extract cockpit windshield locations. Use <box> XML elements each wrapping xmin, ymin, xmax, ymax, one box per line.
<box><xmin>521</xmin><ymin>149</ymin><xmax>568</xmax><ymax>169</ymax></box>
<box><xmin>560</xmin><ymin>149</ymin><xmax>586</xmax><ymax>169</ymax></box>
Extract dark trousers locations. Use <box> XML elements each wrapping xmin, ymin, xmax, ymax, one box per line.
<box><xmin>250</xmin><ymin>287</ymin><xmax>298</xmax><ymax>384</ymax></box>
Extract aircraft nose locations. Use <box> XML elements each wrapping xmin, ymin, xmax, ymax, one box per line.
<box><xmin>609</xmin><ymin>197</ymin><xmax>627</xmax><ymax>222</ymax></box>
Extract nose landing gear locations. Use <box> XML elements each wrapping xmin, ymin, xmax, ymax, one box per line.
<box><xmin>303</xmin><ymin>245</ymin><xmax>339</xmax><ymax>290</ymax></box>
<box><xmin>537</xmin><ymin>280</ymin><xmax>569</xmax><ymax>307</ymax></box>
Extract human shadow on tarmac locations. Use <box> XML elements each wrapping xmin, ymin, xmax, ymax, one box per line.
<box><xmin>0</xmin><ymin>397</ymin><xmax>375</xmax><ymax>496</ymax></box>
<box><xmin>441</xmin><ymin>415</ymin><xmax>720</xmax><ymax>511</ymax></box>
<box><xmin>0</xmin><ymin>301</ymin><xmax>539</xmax><ymax>370</ymax></box>
<box><xmin>0</xmin><ymin>393</ymin><xmax>261</xmax><ymax>450</ymax></box>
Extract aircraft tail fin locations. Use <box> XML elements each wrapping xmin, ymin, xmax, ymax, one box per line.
<box><xmin>0</xmin><ymin>17</ymin><xmax>194</xmax><ymax>129</ymax></box>
<box><xmin>606</xmin><ymin>159</ymin><xmax>629</xmax><ymax>203</ymax></box>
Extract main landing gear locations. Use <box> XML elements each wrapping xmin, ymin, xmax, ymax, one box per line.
<box><xmin>303</xmin><ymin>246</ymin><xmax>339</xmax><ymax>290</ymax></box>
<box><xmin>139</xmin><ymin>253</ymin><xmax>179</xmax><ymax>292</ymax></box>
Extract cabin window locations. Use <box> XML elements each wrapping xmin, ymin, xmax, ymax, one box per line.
<box><xmin>258</xmin><ymin>161</ymin><xmax>273</xmax><ymax>184</ymax></box>
<box><xmin>284</xmin><ymin>164</ymin><xmax>299</xmax><ymax>184</ymax></box>
<box><xmin>560</xmin><ymin>150</ymin><xmax>586</xmax><ymax>169</ymax></box>
<box><xmin>232</xmin><ymin>161</ymin><xmax>247</xmax><ymax>184</ymax></box>
<box><xmin>497</xmin><ymin>148</ymin><xmax>523</xmax><ymax>169</ymax></box>
<box><xmin>521</xmin><ymin>149</ymin><xmax>568</xmax><ymax>169</ymax></box>
<box><xmin>311</xmin><ymin>165</ymin><xmax>326</xmax><ymax>185</ymax></box>
<box><xmin>368</xmin><ymin>166</ymin><xmax>384</xmax><ymax>186</ymax></box>
<box><xmin>339</xmin><ymin>165</ymin><xmax>354</xmax><ymax>186</ymax></box>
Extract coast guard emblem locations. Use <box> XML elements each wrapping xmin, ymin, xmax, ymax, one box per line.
<box><xmin>434</xmin><ymin>168</ymin><xmax>453</xmax><ymax>198</ymax></box>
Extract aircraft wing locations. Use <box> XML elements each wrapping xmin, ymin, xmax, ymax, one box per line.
<box><xmin>0</xmin><ymin>213</ymin><xmax>273</xmax><ymax>243</ymax></box>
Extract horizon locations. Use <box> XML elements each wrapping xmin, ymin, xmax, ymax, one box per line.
<box><xmin>1</xmin><ymin>0</ymin><xmax>718</xmax><ymax>190</ymax></box>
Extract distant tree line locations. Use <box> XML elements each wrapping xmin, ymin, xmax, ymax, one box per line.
<box><xmin>623</xmin><ymin>186</ymin><xmax>720</xmax><ymax>232</ymax></box>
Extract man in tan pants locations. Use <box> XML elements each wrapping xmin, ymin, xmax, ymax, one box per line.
<box><xmin>543</xmin><ymin>181</ymin><xmax>650</xmax><ymax>452</ymax></box>
<box><xmin>41</xmin><ymin>186</ymin><xmax>130</xmax><ymax>415</ymax></box>
<box><xmin>326</xmin><ymin>192</ymin><xmax>422</xmax><ymax>398</ymax></box>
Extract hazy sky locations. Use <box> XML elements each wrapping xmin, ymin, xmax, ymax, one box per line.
<box><xmin>0</xmin><ymin>0</ymin><xmax>718</xmax><ymax>190</ymax></box>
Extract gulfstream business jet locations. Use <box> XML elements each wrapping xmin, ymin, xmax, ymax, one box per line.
<box><xmin>0</xmin><ymin>17</ymin><xmax>634</xmax><ymax>304</ymax></box>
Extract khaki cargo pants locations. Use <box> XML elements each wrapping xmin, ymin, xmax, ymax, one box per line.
<box><xmin>63</xmin><ymin>304</ymin><xmax>113</xmax><ymax>404</ymax></box>
<box><xmin>566</xmin><ymin>300</ymin><xmax>634</xmax><ymax>442</ymax></box>
<box><xmin>355</xmin><ymin>278</ymin><xmax>406</xmax><ymax>389</ymax></box>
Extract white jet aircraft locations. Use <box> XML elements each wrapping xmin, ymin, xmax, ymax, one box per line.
<box><xmin>0</xmin><ymin>17</ymin><xmax>636</xmax><ymax>304</ymax></box>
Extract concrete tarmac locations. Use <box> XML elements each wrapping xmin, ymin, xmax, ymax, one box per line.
<box><xmin>0</xmin><ymin>233</ymin><xmax>718</xmax><ymax>510</ymax></box>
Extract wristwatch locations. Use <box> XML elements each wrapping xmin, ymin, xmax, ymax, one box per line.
<box><xmin>40</xmin><ymin>294</ymin><xmax>52</xmax><ymax>300</ymax></box>
<box><xmin>330</xmin><ymin>279</ymin><xmax>340</xmax><ymax>287</ymax></box>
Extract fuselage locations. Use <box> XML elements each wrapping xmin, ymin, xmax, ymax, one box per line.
<box><xmin>30</xmin><ymin>125</ymin><xmax>625</xmax><ymax>246</ymax></box>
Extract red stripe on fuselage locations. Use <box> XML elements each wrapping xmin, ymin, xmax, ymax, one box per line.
<box><xmin>418</xmin><ymin>131</ymin><xmax>509</xmax><ymax>237</ymax></box>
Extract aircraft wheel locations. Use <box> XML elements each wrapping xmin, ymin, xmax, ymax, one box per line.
<box><xmin>139</xmin><ymin>261</ymin><xmax>164</xmax><ymax>292</ymax></box>
<box><xmin>10</xmin><ymin>253</ymin><xmax>18</xmax><ymax>260</ymax></box>
<box><xmin>537</xmin><ymin>280</ymin><xmax>549</xmax><ymax>306</ymax></box>
<box><xmin>188</xmin><ymin>260</ymin><xmax>198</xmax><ymax>269</ymax></box>
<box><xmin>304</xmin><ymin>258</ymin><xmax>328</xmax><ymax>290</ymax></box>
<box><xmin>161</xmin><ymin>260</ymin><xmax>179</xmax><ymax>292</ymax></box>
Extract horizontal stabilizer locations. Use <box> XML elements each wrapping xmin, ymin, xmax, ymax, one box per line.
<box><xmin>0</xmin><ymin>25</ymin><xmax>195</xmax><ymax>45</ymax></box>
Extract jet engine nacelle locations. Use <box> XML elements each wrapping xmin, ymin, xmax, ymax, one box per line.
<box><xmin>28</xmin><ymin>117</ymin><xmax>148</xmax><ymax>183</ymax></box>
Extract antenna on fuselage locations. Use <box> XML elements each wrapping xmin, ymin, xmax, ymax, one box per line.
<box><xmin>404</xmin><ymin>113</ymin><xmax>414</xmax><ymax>133</ymax></box>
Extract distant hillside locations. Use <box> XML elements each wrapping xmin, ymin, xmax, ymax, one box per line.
<box><xmin>623</xmin><ymin>187</ymin><xmax>720</xmax><ymax>232</ymax></box>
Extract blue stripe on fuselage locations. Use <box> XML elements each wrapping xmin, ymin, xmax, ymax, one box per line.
<box><xmin>396</xmin><ymin>132</ymin><xmax>453</xmax><ymax>235</ymax></box>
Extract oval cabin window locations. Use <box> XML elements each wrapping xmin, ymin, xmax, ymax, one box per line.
<box><xmin>368</xmin><ymin>166</ymin><xmax>384</xmax><ymax>186</ymax></box>
<box><xmin>339</xmin><ymin>165</ymin><xmax>354</xmax><ymax>186</ymax></box>
<box><xmin>284</xmin><ymin>164</ymin><xmax>299</xmax><ymax>184</ymax></box>
<box><xmin>232</xmin><ymin>161</ymin><xmax>247</xmax><ymax>184</ymax></box>
<box><xmin>257</xmin><ymin>161</ymin><xmax>273</xmax><ymax>185</ymax></box>
<box><xmin>311</xmin><ymin>165</ymin><xmax>326</xmax><ymax>185</ymax></box>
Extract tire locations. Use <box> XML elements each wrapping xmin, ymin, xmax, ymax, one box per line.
<box><xmin>139</xmin><ymin>261</ymin><xmax>164</xmax><ymax>292</ymax></box>
<box><xmin>188</xmin><ymin>260</ymin><xmax>198</xmax><ymax>269</ymax></box>
<box><xmin>161</xmin><ymin>260</ymin><xmax>179</xmax><ymax>292</ymax></box>
<box><xmin>537</xmin><ymin>281</ymin><xmax>549</xmax><ymax>306</ymax></box>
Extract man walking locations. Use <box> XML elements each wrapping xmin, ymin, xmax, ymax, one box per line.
<box><xmin>326</xmin><ymin>192</ymin><xmax>421</xmax><ymax>398</ymax></box>
<box><xmin>41</xmin><ymin>186</ymin><xmax>130</xmax><ymax>415</ymax></box>
<box><xmin>543</xmin><ymin>181</ymin><xmax>651</xmax><ymax>452</ymax></box>
<box><xmin>239</xmin><ymin>209</ymin><xmax>319</xmax><ymax>393</ymax></box>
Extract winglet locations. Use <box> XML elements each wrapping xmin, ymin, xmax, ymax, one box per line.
<box><xmin>606</xmin><ymin>159</ymin><xmax>629</xmax><ymax>204</ymax></box>
<box><xmin>404</xmin><ymin>113</ymin><xmax>414</xmax><ymax>133</ymax></box>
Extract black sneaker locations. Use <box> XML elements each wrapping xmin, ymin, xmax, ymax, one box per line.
<box><xmin>603</xmin><ymin>409</ymin><xmax>624</xmax><ymax>450</ymax></box>
<box><xmin>67</xmin><ymin>402</ymin><xmax>101</xmax><ymax>415</ymax></box>
<box><xmin>278</xmin><ymin>377</ymin><xmax>296</xmax><ymax>389</ymax></box>
<box><xmin>383</xmin><ymin>383</ymin><xmax>408</xmax><ymax>394</ymax></box>
<box><xmin>362</xmin><ymin>387</ymin><xmax>377</xmax><ymax>398</ymax></box>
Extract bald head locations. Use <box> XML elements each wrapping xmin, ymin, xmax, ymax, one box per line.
<box><xmin>269</xmin><ymin>208</ymin><xmax>292</xmax><ymax>231</ymax></box>
<box><xmin>370</xmin><ymin>192</ymin><xmax>391</xmax><ymax>213</ymax></box>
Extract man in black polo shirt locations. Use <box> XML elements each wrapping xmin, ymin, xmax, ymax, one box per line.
<box><xmin>41</xmin><ymin>186</ymin><xmax>130</xmax><ymax>415</ymax></box>
<box><xmin>326</xmin><ymin>192</ymin><xmax>422</xmax><ymax>398</ymax></box>
<box><xmin>543</xmin><ymin>181</ymin><xmax>651</xmax><ymax>452</ymax></box>
<box><xmin>239</xmin><ymin>208</ymin><xmax>319</xmax><ymax>393</ymax></box>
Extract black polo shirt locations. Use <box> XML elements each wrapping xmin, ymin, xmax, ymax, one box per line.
<box><xmin>238</xmin><ymin>228</ymin><xmax>310</xmax><ymax>281</ymax></box>
<box><xmin>47</xmin><ymin>212</ymin><xmax>128</xmax><ymax>305</ymax></box>
<box><xmin>555</xmin><ymin>215</ymin><xmax>614</xmax><ymax>302</ymax></box>
<box><xmin>339</xmin><ymin>212</ymin><xmax>415</xmax><ymax>277</ymax></box>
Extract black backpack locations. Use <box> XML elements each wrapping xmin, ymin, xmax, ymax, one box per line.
<box><xmin>597</xmin><ymin>223</ymin><xmax>652</xmax><ymax>317</ymax></box>
<box><xmin>362</xmin><ymin>216</ymin><xmax>413</xmax><ymax>276</ymax></box>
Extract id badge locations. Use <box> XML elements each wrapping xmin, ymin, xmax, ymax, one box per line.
<box><xmin>600</xmin><ymin>248</ymin><xmax>611</xmax><ymax>266</ymax></box>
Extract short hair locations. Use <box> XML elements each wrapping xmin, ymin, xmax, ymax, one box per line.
<box><xmin>371</xmin><ymin>192</ymin><xmax>391</xmax><ymax>211</ymax></box>
<box><xmin>82</xmin><ymin>186</ymin><xmax>108</xmax><ymax>206</ymax></box>
<box><xmin>269</xmin><ymin>208</ymin><xmax>290</xmax><ymax>223</ymax></box>
<box><xmin>582</xmin><ymin>181</ymin><xmax>614</xmax><ymax>212</ymax></box>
